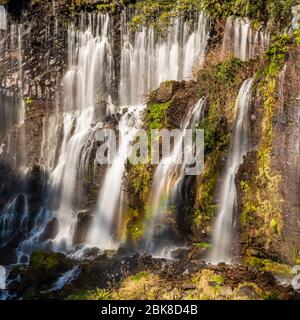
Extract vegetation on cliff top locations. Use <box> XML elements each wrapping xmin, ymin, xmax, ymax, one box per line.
<box><xmin>128</xmin><ymin>0</ymin><xmax>298</xmax><ymax>31</ymax></box>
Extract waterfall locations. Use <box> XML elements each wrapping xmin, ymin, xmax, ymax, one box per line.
<box><xmin>222</xmin><ymin>17</ymin><xmax>269</xmax><ymax>61</ymax></box>
<box><xmin>87</xmin><ymin>106</ymin><xmax>145</xmax><ymax>249</ymax></box>
<box><xmin>0</xmin><ymin>6</ymin><xmax>6</xmax><ymax>30</ymax></box>
<box><xmin>0</xmin><ymin>11</ymin><xmax>211</xmax><ymax>255</ymax></box>
<box><xmin>0</xmin><ymin>265</ymin><xmax>5</xmax><ymax>290</ymax></box>
<box><xmin>0</xmin><ymin>194</ymin><xmax>29</xmax><ymax>247</ymax></box>
<box><xmin>210</xmin><ymin>78</ymin><xmax>253</xmax><ymax>264</ymax></box>
<box><xmin>145</xmin><ymin>99</ymin><xmax>205</xmax><ymax>258</ymax></box>
<box><xmin>86</xmin><ymin>12</ymin><xmax>210</xmax><ymax>250</ymax></box>
<box><xmin>50</xmin><ymin>15</ymin><xmax>113</xmax><ymax>250</ymax></box>
<box><xmin>120</xmin><ymin>12</ymin><xmax>210</xmax><ymax>106</ymax></box>
<box><xmin>16</xmin><ymin>208</ymin><xmax>53</xmax><ymax>263</ymax></box>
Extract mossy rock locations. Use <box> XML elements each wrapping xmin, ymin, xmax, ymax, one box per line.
<box><xmin>149</xmin><ymin>81</ymin><xmax>178</xmax><ymax>104</ymax></box>
<box><xmin>235</xmin><ymin>283</ymin><xmax>262</xmax><ymax>300</ymax></box>
<box><xmin>27</xmin><ymin>251</ymin><xmax>73</xmax><ymax>285</ymax></box>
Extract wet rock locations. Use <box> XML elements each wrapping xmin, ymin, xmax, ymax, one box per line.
<box><xmin>12</xmin><ymin>251</ymin><xmax>74</xmax><ymax>299</ymax></box>
<box><xmin>155</xmin><ymin>81</ymin><xmax>177</xmax><ymax>103</ymax></box>
<box><xmin>0</xmin><ymin>246</ymin><xmax>16</xmax><ymax>265</ymax></box>
<box><xmin>182</xmin><ymin>283</ymin><xmax>196</xmax><ymax>291</ymax></box>
<box><xmin>73</xmin><ymin>211</ymin><xmax>93</xmax><ymax>245</ymax></box>
<box><xmin>219</xmin><ymin>286</ymin><xmax>234</xmax><ymax>297</ymax></box>
<box><xmin>171</xmin><ymin>248</ymin><xmax>188</xmax><ymax>260</ymax></box>
<box><xmin>236</xmin><ymin>284</ymin><xmax>260</xmax><ymax>299</ymax></box>
<box><xmin>42</xmin><ymin>217</ymin><xmax>58</xmax><ymax>241</ymax></box>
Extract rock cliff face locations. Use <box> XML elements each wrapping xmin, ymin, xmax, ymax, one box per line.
<box><xmin>237</xmin><ymin>45</ymin><xmax>300</xmax><ymax>264</ymax></box>
<box><xmin>0</xmin><ymin>0</ymin><xmax>299</xmax><ymax>300</ymax></box>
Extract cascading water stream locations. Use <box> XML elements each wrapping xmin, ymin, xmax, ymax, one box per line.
<box><xmin>222</xmin><ymin>17</ymin><xmax>269</xmax><ymax>61</ymax></box>
<box><xmin>210</xmin><ymin>78</ymin><xmax>254</xmax><ymax>264</ymax></box>
<box><xmin>145</xmin><ymin>99</ymin><xmax>205</xmax><ymax>258</ymax></box>
<box><xmin>87</xmin><ymin>105</ymin><xmax>145</xmax><ymax>249</ymax></box>
<box><xmin>120</xmin><ymin>12</ymin><xmax>210</xmax><ymax>106</ymax></box>
<box><xmin>0</xmin><ymin>10</ymin><xmax>211</xmax><ymax>257</ymax></box>
<box><xmin>51</xmin><ymin>15</ymin><xmax>112</xmax><ymax>250</ymax></box>
<box><xmin>86</xmin><ymin>12</ymin><xmax>210</xmax><ymax>250</ymax></box>
<box><xmin>0</xmin><ymin>5</ymin><xmax>6</xmax><ymax>31</ymax></box>
<box><xmin>0</xmin><ymin>194</ymin><xmax>29</xmax><ymax>247</ymax></box>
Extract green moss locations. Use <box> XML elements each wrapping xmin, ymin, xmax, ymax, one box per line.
<box><xmin>193</xmin><ymin>57</ymin><xmax>250</xmax><ymax>231</ymax></box>
<box><xmin>125</xmin><ymin>163</ymin><xmax>152</xmax><ymax>242</ymax></box>
<box><xmin>201</xmin><ymin>0</ymin><xmax>297</xmax><ymax>30</ymax></box>
<box><xmin>264</xmin><ymin>34</ymin><xmax>292</xmax><ymax>77</ymax></box>
<box><xmin>197</xmin><ymin>58</ymin><xmax>245</xmax><ymax>102</ymax></box>
<box><xmin>193</xmin><ymin>242</ymin><xmax>212</xmax><ymax>249</ymax></box>
<box><xmin>24</xmin><ymin>96</ymin><xmax>33</xmax><ymax>106</ymax></box>
<box><xmin>125</xmin><ymin>208</ymin><xmax>145</xmax><ymax>242</ymax></box>
<box><xmin>240</xmin><ymin>38</ymin><xmax>293</xmax><ymax>248</ymax></box>
<box><xmin>211</xmin><ymin>274</ymin><xmax>224</xmax><ymax>286</ymax></box>
<box><xmin>30</xmin><ymin>251</ymin><xmax>67</xmax><ymax>271</ymax></box>
<box><xmin>240</xmin><ymin>181</ymin><xmax>257</xmax><ymax>226</ymax></box>
<box><xmin>148</xmin><ymin>102</ymin><xmax>171</xmax><ymax>130</ymax></box>
<box><xmin>294</xmin><ymin>29</ymin><xmax>300</xmax><ymax>45</ymax></box>
<box><xmin>131</xmin><ymin>271</ymin><xmax>150</xmax><ymax>282</ymax></box>
<box><xmin>128</xmin><ymin>0</ymin><xmax>297</xmax><ymax>32</ymax></box>
<box><xmin>127</xmin><ymin>164</ymin><xmax>152</xmax><ymax>204</ymax></box>
<box><xmin>244</xmin><ymin>256</ymin><xmax>293</xmax><ymax>276</ymax></box>
<box><xmin>66</xmin><ymin>288</ymin><xmax>111</xmax><ymax>300</ymax></box>
<box><xmin>243</xmin><ymin>256</ymin><xmax>265</xmax><ymax>268</ymax></box>
<box><xmin>263</xmin><ymin>260</ymin><xmax>293</xmax><ymax>275</ymax></box>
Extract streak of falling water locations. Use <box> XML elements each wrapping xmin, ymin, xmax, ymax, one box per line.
<box><xmin>87</xmin><ymin>105</ymin><xmax>145</xmax><ymax>249</ymax></box>
<box><xmin>0</xmin><ymin>266</ymin><xmax>5</xmax><ymax>290</ymax></box>
<box><xmin>222</xmin><ymin>17</ymin><xmax>269</xmax><ymax>61</ymax></box>
<box><xmin>0</xmin><ymin>194</ymin><xmax>29</xmax><ymax>247</ymax></box>
<box><xmin>210</xmin><ymin>78</ymin><xmax>254</xmax><ymax>264</ymax></box>
<box><xmin>87</xmin><ymin>12</ymin><xmax>210</xmax><ymax>249</ymax></box>
<box><xmin>145</xmin><ymin>99</ymin><xmax>205</xmax><ymax>258</ymax></box>
<box><xmin>51</xmin><ymin>15</ymin><xmax>112</xmax><ymax>250</ymax></box>
<box><xmin>4</xmin><ymin>11</ymin><xmax>211</xmax><ymax>254</ymax></box>
<box><xmin>0</xmin><ymin>5</ymin><xmax>7</xmax><ymax>30</ymax></box>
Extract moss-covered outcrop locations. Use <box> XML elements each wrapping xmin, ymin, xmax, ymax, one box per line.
<box><xmin>64</xmin><ymin>259</ymin><xmax>297</xmax><ymax>300</ymax></box>
<box><xmin>192</xmin><ymin>54</ymin><xmax>257</xmax><ymax>244</ymax></box>
<box><xmin>237</xmin><ymin>32</ymin><xmax>300</xmax><ymax>263</ymax></box>
<box><xmin>10</xmin><ymin>251</ymin><xmax>73</xmax><ymax>299</ymax></box>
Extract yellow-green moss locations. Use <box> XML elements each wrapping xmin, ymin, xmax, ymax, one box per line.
<box><xmin>125</xmin><ymin>208</ymin><xmax>145</xmax><ymax>242</ymax></box>
<box><xmin>243</xmin><ymin>256</ymin><xmax>293</xmax><ymax>276</ymax></box>
<box><xmin>148</xmin><ymin>101</ymin><xmax>171</xmax><ymax>130</ymax></box>
<box><xmin>65</xmin><ymin>288</ymin><xmax>111</xmax><ymax>300</ymax></box>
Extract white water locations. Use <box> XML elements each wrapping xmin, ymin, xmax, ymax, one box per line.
<box><xmin>0</xmin><ymin>194</ymin><xmax>29</xmax><ymax>247</ymax></box>
<box><xmin>120</xmin><ymin>12</ymin><xmax>210</xmax><ymax>106</ymax></box>
<box><xmin>292</xmin><ymin>5</ymin><xmax>300</xmax><ymax>30</ymax></box>
<box><xmin>222</xmin><ymin>17</ymin><xmax>269</xmax><ymax>61</ymax></box>
<box><xmin>0</xmin><ymin>266</ymin><xmax>5</xmax><ymax>290</ymax></box>
<box><xmin>145</xmin><ymin>99</ymin><xmax>205</xmax><ymax>257</ymax></box>
<box><xmin>0</xmin><ymin>11</ymin><xmax>211</xmax><ymax>255</ymax></box>
<box><xmin>51</xmin><ymin>15</ymin><xmax>112</xmax><ymax>250</ymax></box>
<box><xmin>86</xmin><ymin>12</ymin><xmax>210</xmax><ymax>250</ymax></box>
<box><xmin>87</xmin><ymin>105</ymin><xmax>145</xmax><ymax>249</ymax></box>
<box><xmin>210</xmin><ymin>78</ymin><xmax>254</xmax><ymax>264</ymax></box>
<box><xmin>0</xmin><ymin>6</ymin><xmax>6</xmax><ymax>30</ymax></box>
<box><xmin>49</xmin><ymin>265</ymin><xmax>80</xmax><ymax>292</ymax></box>
<box><xmin>17</xmin><ymin>208</ymin><xmax>53</xmax><ymax>263</ymax></box>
